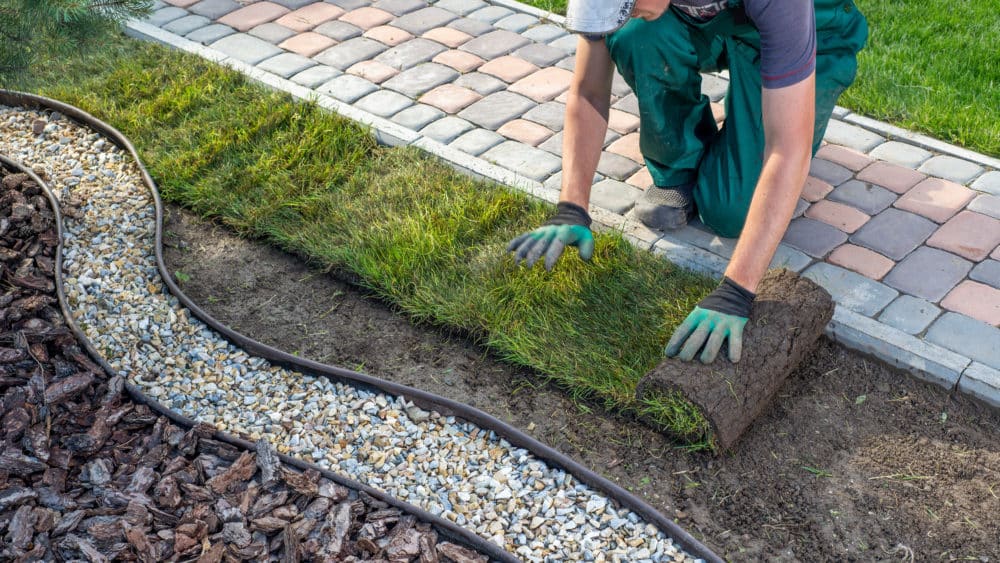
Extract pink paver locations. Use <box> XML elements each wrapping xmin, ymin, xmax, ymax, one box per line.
<box><xmin>164</xmin><ymin>0</ymin><xmax>199</xmax><ymax>7</ymax></box>
<box><xmin>422</xmin><ymin>27</ymin><xmax>473</xmax><ymax>48</ymax></box>
<box><xmin>926</xmin><ymin>210</ymin><xmax>1000</xmax><ymax>261</ymax></box>
<box><xmin>555</xmin><ymin>91</ymin><xmax>570</xmax><ymax>104</ymax></box>
<box><xmin>994</xmin><ymin>244</ymin><xmax>1000</xmax><ymax>260</ymax></box>
<box><xmin>627</xmin><ymin>166</ymin><xmax>653</xmax><ymax>189</ymax></box>
<box><xmin>606</xmin><ymin>133</ymin><xmax>642</xmax><ymax>164</ymax></box>
<box><xmin>218</xmin><ymin>2</ymin><xmax>290</xmax><ymax>32</ymax></box>
<box><xmin>895</xmin><ymin>177</ymin><xmax>976</xmax><ymax>223</ymax></box>
<box><xmin>801</xmin><ymin>176</ymin><xmax>833</xmax><ymax>202</ymax></box>
<box><xmin>338</xmin><ymin>7</ymin><xmax>394</xmax><ymax>30</ymax></box>
<box><xmin>941</xmin><ymin>281</ymin><xmax>1000</xmax><ymax>326</ymax></box>
<box><xmin>828</xmin><ymin>244</ymin><xmax>895</xmax><ymax>280</ymax></box>
<box><xmin>856</xmin><ymin>161</ymin><xmax>926</xmax><ymax>194</ymax></box>
<box><xmin>275</xmin><ymin>3</ymin><xmax>344</xmax><ymax>32</ymax></box>
<box><xmin>279</xmin><ymin>32</ymin><xmax>337</xmax><ymax>57</ymax></box>
<box><xmin>420</xmin><ymin>84</ymin><xmax>482</xmax><ymax>114</ymax></box>
<box><xmin>432</xmin><ymin>50</ymin><xmax>484</xmax><ymax>73</ymax></box>
<box><xmin>346</xmin><ymin>60</ymin><xmax>400</xmax><ymax>84</ymax></box>
<box><xmin>805</xmin><ymin>200</ymin><xmax>869</xmax><ymax>233</ymax></box>
<box><xmin>477</xmin><ymin>56</ymin><xmax>538</xmax><ymax>83</ymax></box>
<box><xmin>509</xmin><ymin>67</ymin><xmax>574</xmax><ymax>102</ymax></box>
<box><xmin>497</xmin><ymin>119</ymin><xmax>554</xmax><ymax>147</ymax></box>
<box><xmin>607</xmin><ymin>108</ymin><xmax>639</xmax><ymax>134</ymax></box>
<box><xmin>363</xmin><ymin>25</ymin><xmax>414</xmax><ymax>46</ymax></box>
<box><xmin>816</xmin><ymin>144</ymin><xmax>874</xmax><ymax>172</ymax></box>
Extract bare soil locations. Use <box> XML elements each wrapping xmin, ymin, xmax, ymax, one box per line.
<box><xmin>163</xmin><ymin>204</ymin><xmax>1000</xmax><ymax>562</ymax></box>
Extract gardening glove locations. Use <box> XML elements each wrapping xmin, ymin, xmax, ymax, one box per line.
<box><xmin>665</xmin><ymin>276</ymin><xmax>755</xmax><ymax>364</ymax></box>
<box><xmin>506</xmin><ymin>201</ymin><xmax>595</xmax><ymax>271</ymax></box>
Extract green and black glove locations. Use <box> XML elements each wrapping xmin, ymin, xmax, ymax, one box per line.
<box><xmin>665</xmin><ymin>276</ymin><xmax>755</xmax><ymax>364</ymax></box>
<box><xmin>506</xmin><ymin>201</ymin><xmax>595</xmax><ymax>271</ymax></box>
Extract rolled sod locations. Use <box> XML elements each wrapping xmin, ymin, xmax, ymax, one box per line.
<box><xmin>637</xmin><ymin>269</ymin><xmax>834</xmax><ymax>451</ymax></box>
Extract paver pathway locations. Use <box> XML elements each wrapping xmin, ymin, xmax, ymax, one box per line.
<box><xmin>134</xmin><ymin>0</ymin><xmax>1000</xmax><ymax>406</ymax></box>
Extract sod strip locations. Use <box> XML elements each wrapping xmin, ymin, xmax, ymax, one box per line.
<box><xmin>11</xmin><ymin>37</ymin><xmax>719</xmax><ymax>445</ymax></box>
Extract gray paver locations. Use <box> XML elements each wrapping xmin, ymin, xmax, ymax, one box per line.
<box><xmin>391</xmin><ymin>103</ymin><xmax>445</xmax><ymax>130</ymax></box>
<box><xmin>447</xmin><ymin>17</ymin><xmax>494</xmax><ymax>36</ymax></box>
<box><xmin>449</xmin><ymin>128</ymin><xmax>505</xmax><ymax>156</ymax></box>
<box><xmin>375</xmin><ymin>38</ymin><xmax>448</xmax><ymax>70</ymax></box>
<box><xmin>290</xmin><ymin>65</ymin><xmax>342</xmax><ymax>88</ymax></box>
<box><xmin>802</xmin><ymin>262</ymin><xmax>898</xmax><ymax>316</ymax></box>
<box><xmin>868</xmin><ymin>141</ymin><xmax>933</xmax><ymax>169</ymax></box>
<box><xmin>918</xmin><ymin>155</ymin><xmax>984</xmax><ymax>185</ymax></box>
<box><xmin>163</xmin><ymin>14</ymin><xmax>212</xmax><ymax>36</ymax></box>
<box><xmin>186</xmin><ymin>23</ymin><xmax>236</xmax><ymax>44</ymax></box>
<box><xmin>611</xmin><ymin>72</ymin><xmax>631</xmax><ymax>98</ymax></box>
<box><xmin>327</xmin><ymin>0</ymin><xmax>370</xmax><ymax>10</ymax></box>
<box><xmin>782</xmin><ymin>217</ymin><xmax>848</xmax><ymax>258</ymax></box>
<box><xmin>926</xmin><ymin>312</ymin><xmax>1000</xmax><ymax>369</ymax></box>
<box><xmin>460</xmin><ymin>29</ymin><xmax>530</xmax><ymax>59</ymax></box>
<box><xmin>809</xmin><ymin>158</ymin><xmax>854</xmax><ymax>186</ymax></box>
<box><xmin>596</xmin><ymin>151</ymin><xmax>640</xmax><ymax>181</ymax></box>
<box><xmin>495</xmin><ymin>13</ymin><xmax>539</xmax><ymax>32</ymax></box>
<box><xmin>458</xmin><ymin>91</ymin><xmax>536</xmax><ymax>130</ymax></box>
<box><xmin>146</xmin><ymin>6</ymin><xmax>188</xmax><ymax>27</ymax></box>
<box><xmin>960</xmin><ymin>363</ymin><xmax>1000</xmax><ymax>408</ymax></box>
<box><xmin>972</xmin><ymin>171</ymin><xmax>1000</xmax><ymax>195</ymax></box>
<box><xmin>591</xmin><ymin>179</ymin><xmax>642</xmax><ymax>215</ymax></box>
<box><xmin>548</xmin><ymin>34</ymin><xmax>579</xmax><ymax>53</ymax></box>
<box><xmin>248</xmin><ymin>22</ymin><xmax>296</xmax><ymax>43</ymax></box>
<box><xmin>314</xmin><ymin>37</ymin><xmax>388</xmax><ymax>70</ymax></box>
<box><xmin>822</xmin><ymin>120</ymin><xmax>885</xmax><ymax>153</ymax></box>
<box><xmin>612</xmin><ymin>93</ymin><xmax>639</xmax><ymax>115</ymax></box>
<box><xmin>392</xmin><ymin>7</ymin><xmax>458</xmax><ymax>35</ymax></box>
<box><xmin>513</xmin><ymin>43</ymin><xmax>567</xmax><ymax>67</ymax></box>
<box><xmin>537</xmin><ymin>131</ymin><xmax>563</xmax><ymax>155</ymax></box>
<box><xmin>481</xmin><ymin>141</ymin><xmax>562</xmax><ymax>181</ymax></box>
<box><xmin>543</xmin><ymin>171</ymin><xmax>603</xmax><ymax>193</ymax></box>
<box><xmin>317</xmin><ymin>74</ymin><xmax>378</xmax><ymax>103</ymax></box>
<box><xmin>314</xmin><ymin>20</ymin><xmax>363</xmax><ymax>41</ymax></box>
<box><xmin>468</xmin><ymin>5</ymin><xmax>515</xmax><ymax>23</ymax></box>
<box><xmin>257</xmin><ymin>52</ymin><xmax>317</xmax><ymax>78</ymax></box>
<box><xmin>272</xmin><ymin>0</ymin><xmax>318</xmax><ymax>8</ymax></box>
<box><xmin>770</xmin><ymin>244</ymin><xmax>813</xmax><ymax>273</ymax></box>
<box><xmin>878</xmin><ymin>295</ymin><xmax>941</xmax><ymax>335</ymax></box>
<box><xmin>826</xmin><ymin>180</ymin><xmax>897</xmax><ymax>215</ymax></box>
<box><xmin>522</xmin><ymin>23</ymin><xmax>567</xmax><ymax>43</ymax></box>
<box><xmin>382</xmin><ymin>63</ymin><xmax>458</xmax><ymax>97</ymax></box>
<box><xmin>883</xmin><ymin>247</ymin><xmax>972</xmax><ymax>302</ymax></box>
<box><xmin>420</xmin><ymin>116</ymin><xmax>475</xmax><ymax>143</ymax></box>
<box><xmin>354</xmin><ymin>90</ymin><xmax>414</xmax><ymax>117</ymax></box>
<box><xmin>522</xmin><ymin>102</ymin><xmax>566</xmax><ymax>132</ymax></box>
<box><xmin>556</xmin><ymin>55</ymin><xmax>576</xmax><ymax>71</ymax></box>
<box><xmin>666</xmin><ymin>221</ymin><xmax>737</xmax><ymax>259</ymax></box>
<box><xmin>210</xmin><ymin>34</ymin><xmax>283</xmax><ymax>65</ymax></box>
<box><xmin>967</xmin><ymin>193</ymin><xmax>1000</xmax><ymax>220</ymax></box>
<box><xmin>151</xmin><ymin>0</ymin><xmax>166</xmax><ymax>8</ymax></box>
<box><xmin>189</xmin><ymin>0</ymin><xmax>241</xmax><ymax>20</ymax></box>
<box><xmin>372</xmin><ymin>0</ymin><xmax>426</xmax><ymax>15</ymax></box>
<box><xmin>848</xmin><ymin>208</ymin><xmax>936</xmax><ymax>260</ymax></box>
<box><xmin>700</xmin><ymin>74</ymin><xmax>728</xmax><ymax>101</ymax></box>
<box><xmin>454</xmin><ymin>72</ymin><xmax>507</xmax><ymax>95</ymax></box>
<box><xmin>970</xmin><ymin>260</ymin><xmax>1000</xmax><ymax>289</ymax></box>
<box><xmin>793</xmin><ymin>197</ymin><xmax>809</xmax><ymax>218</ymax></box>
<box><xmin>434</xmin><ymin>0</ymin><xmax>489</xmax><ymax>16</ymax></box>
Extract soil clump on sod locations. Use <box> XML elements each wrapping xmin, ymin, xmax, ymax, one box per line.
<box><xmin>163</xmin><ymin>204</ymin><xmax>1000</xmax><ymax>561</ymax></box>
<box><xmin>0</xmin><ymin>167</ymin><xmax>493</xmax><ymax>562</ymax></box>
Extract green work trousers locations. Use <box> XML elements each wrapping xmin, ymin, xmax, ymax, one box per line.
<box><xmin>605</xmin><ymin>0</ymin><xmax>868</xmax><ymax>237</ymax></box>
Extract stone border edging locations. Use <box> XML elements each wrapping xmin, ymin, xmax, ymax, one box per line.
<box><xmin>2</xmin><ymin>89</ymin><xmax>722</xmax><ymax>562</ymax></box>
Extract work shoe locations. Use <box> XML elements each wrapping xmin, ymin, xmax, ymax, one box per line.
<box><xmin>634</xmin><ymin>183</ymin><xmax>696</xmax><ymax>231</ymax></box>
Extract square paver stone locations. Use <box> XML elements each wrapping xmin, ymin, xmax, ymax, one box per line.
<box><xmin>210</xmin><ymin>33</ymin><xmax>283</xmax><ymax>64</ymax></box>
<box><xmin>596</xmin><ymin>151</ymin><xmax>641</xmax><ymax>181</ymax></box>
<box><xmin>279</xmin><ymin>31</ymin><xmax>336</xmax><ymax>57</ymax></box>
<box><xmin>249</xmin><ymin>22</ymin><xmax>297</xmax><ymax>43</ymax></box>
<box><xmin>446</xmin><ymin>16</ymin><xmax>494</xmax><ymax>37</ymax></box>
<box><xmin>363</xmin><ymin>25</ymin><xmax>414</xmax><ymax>46</ymax></box>
<box><xmin>434</xmin><ymin>0</ymin><xmax>488</xmax><ymax>15</ymax></box>
<box><xmin>420</xmin><ymin>116</ymin><xmax>475</xmax><ymax>143</ymax></box>
<box><xmin>468</xmin><ymin>5</ymin><xmax>514</xmax><ymax>23</ymax></box>
<box><xmin>449</xmin><ymin>128</ymin><xmax>505</xmax><ymax>156</ymax></box>
<box><xmin>548</xmin><ymin>33</ymin><xmax>579</xmax><ymax>53</ymax></box>
<box><xmin>419</xmin><ymin>84</ymin><xmax>482</xmax><ymax>114</ymax></box>
<box><xmin>827</xmin><ymin>244</ymin><xmax>894</xmax><ymax>280</ymax></box>
<box><xmin>971</xmin><ymin>171</ymin><xmax>1000</xmax><ymax>196</ymax></box>
<box><xmin>816</xmin><ymin>144</ymin><xmax>874</xmax><ymax>172</ymax></box>
<box><xmin>802</xmin><ymin>262</ymin><xmax>898</xmax><ymax>316</ymax></box>
<box><xmin>218</xmin><ymin>2</ymin><xmax>290</xmax><ymax>32</ymax></box>
<box><xmin>313</xmin><ymin>20</ymin><xmax>363</xmax><ymax>41</ymax></box>
<box><xmin>317</xmin><ymin>74</ymin><xmax>378</xmax><ymax>103</ymax></box>
<box><xmin>189</xmin><ymin>0</ymin><xmax>241</xmax><ymax>20</ymax></box>
<box><xmin>163</xmin><ymin>14</ymin><xmax>213</xmax><ymax>35</ymax></box>
<box><xmin>495</xmin><ymin>13</ymin><xmax>539</xmax><ymax>33</ymax></box>
<box><xmin>481</xmin><ymin>141</ymin><xmax>562</xmax><ymax>181</ymax></box>
<box><xmin>458</xmin><ymin>91</ymin><xmax>536</xmax><ymax>130</ymax></box>
<box><xmin>392</xmin><ymin>7</ymin><xmax>457</xmax><ymax>35</ymax></box>
<box><xmin>878</xmin><ymin>295</ymin><xmax>941</xmax><ymax>335</ymax></box>
<box><xmin>967</xmin><ymin>193</ymin><xmax>1000</xmax><ymax>222</ymax></box>
<box><xmin>375</xmin><ymin>38</ymin><xmax>448</xmax><ymax>69</ymax></box>
<box><xmin>275</xmin><ymin>3</ymin><xmax>345</xmax><ymax>32</ymax></box>
<box><xmin>971</xmin><ymin>260</ymin><xmax>1000</xmax><ymax>289</ymax></box>
<box><xmin>497</xmin><ymin>119</ymin><xmax>553</xmax><ymax>147</ymax></box>
<box><xmin>782</xmin><ymin>217</ymin><xmax>848</xmax><ymax>258</ymax></box>
<box><xmin>372</xmin><ymin>0</ymin><xmax>426</xmax><ymax>15</ymax></box>
<box><xmin>354</xmin><ymin>90</ymin><xmax>414</xmax><ymax>117</ymax></box>
<box><xmin>521</xmin><ymin>23</ymin><xmax>566</xmax><ymax>43</ymax></box>
<box><xmin>918</xmin><ymin>155</ymin><xmax>984</xmax><ymax>185</ymax></box>
<box><xmin>826</xmin><ymin>180</ymin><xmax>897</xmax><ymax>216</ymax></box>
<box><xmin>856</xmin><ymin>161</ymin><xmax>926</xmax><ymax>195</ymax></box>
<box><xmin>926</xmin><ymin>210</ymin><xmax>1000</xmax><ymax>261</ymax></box>
<box><xmin>423</xmin><ymin>27</ymin><xmax>474</xmax><ymax>48</ymax></box>
<box><xmin>809</xmin><ymin>158</ymin><xmax>854</xmax><ymax>187</ymax></box>
<box><xmin>926</xmin><ymin>312</ymin><xmax>1000</xmax><ymax>369</ymax></box>
<box><xmin>895</xmin><ymin>177</ymin><xmax>976</xmax><ymax>223</ymax></box>
<box><xmin>314</xmin><ymin>37</ymin><xmax>388</xmax><ymax>70</ymax></box>
<box><xmin>432</xmin><ymin>49</ymin><xmax>484</xmax><ymax>72</ymax></box>
<box><xmin>346</xmin><ymin>60</ymin><xmax>400</xmax><ymax>83</ymax></box>
<box><xmin>522</xmin><ymin>102</ymin><xmax>566</xmax><ymax>132</ymax></box>
<box><xmin>822</xmin><ymin>120</ymin><xmax>885</xmax><ymax>153</ymax></box>
<box><xmin>460</xmin><ymin>30</ymin><xmax>530</xmax><ymax>59</ymax></box>
<box><xmin>186</xmin><ymin>23</ymin><xmax>236</xmax><ymax>44</ymax></box>
<box><xmin>513</xmin><ymin>43</ymin><xmax>567</xmax><ymax>67</ymax></box>
<box><xmin>272</xmin><ymin>0</ymin><xmax>323</xmax><ymax>8</ymax></box>
<box><xmin>146</xmin><ymin>6</ymin><xmax>188</xmax><ymax>26</ymax></box>
<box><xmin>804</xmin><ymin>195</ymin><xmax>871</xmax><ymax>233</ymax></box>
<box><xmin>381</xmin><ymin>62</ymin><xmax>458</xmax><ymax>97</ymax></box>
<box><xmin>290</xmin><ymin>65</ymin><xmax>342</xmax><ymax>88</ymax></box>
<box><xmin>339</xmin><ymin>7</ymin><xmax>394</xmax><ymax>30</ymax></box>
<box><xmin>327</xmin><ymin>0</ymin><xmax>370</xmax><ymax>10</ymax></box>
<box><xmin>591</xmin><ymin>179</ymin><xmax>642</xmax><ymax>215</ymax></box>
<box><xmin>883</xmin><ymin>247</ymin><xmax>972</xmax><ymax>302</ymax></box>
<box><xmin>849</xmin><ymin>208</ymin><xmax>937</xmax><ymax>261</ymax></box>
<box><xmin>941</xmin><ymin>281</ymin><xmax>1000</xmax><ymax>326</ymax></box>
<box><xmin>868</xmin><ymin>141</ymin><xmax>933</xmax><ymax>170</ymax></box>
<box><xmin>612</xmin><ymin>93</ymin><xmax>639</xmax><ymax>115</ymax></box>
<box><xmin>454</xmin><ymin>72</ymin><xmax>506</xmax><ymax>95</ymax></box>
<box><xmin>509</xmin><ymin>67</ymin><xmax>574</xmax><ymax>102</ymax></box>
<box><xmin>391</xmin><ymin>103</ymin><xmax>445</xmax><ymax>130</ymax></box>
<box><xmin>257</xmin><ymin>52</ymin><xmax>316</xmax><ymax>77</ymax></box>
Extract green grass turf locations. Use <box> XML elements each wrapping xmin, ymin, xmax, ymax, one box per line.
<box><xmin>8</xmin><ymin>31</ymin><xmax>719</xmax><ymax>449</ymax></box>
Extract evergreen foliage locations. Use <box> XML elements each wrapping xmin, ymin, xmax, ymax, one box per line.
<box><xmin>0</xmin><ymin>0</ymin><xmax>151</xmax><ymax>78</ymax></box>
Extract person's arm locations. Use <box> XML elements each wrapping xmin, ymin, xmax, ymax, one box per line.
<box><xmin>723</xmin><ymin>73</ymin><xmax>816</xmax><ymax>293</ymax></box>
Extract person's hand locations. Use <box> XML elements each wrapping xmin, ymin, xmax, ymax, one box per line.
<box><xmin>507</xmin><ymin>202</ymin><xmax>595</xmax><ymax>271</ymax></box>
<box><xmin>665</xmin><ymin>277</ymin><xmax>755</xmax><ymax>363</ymax></box>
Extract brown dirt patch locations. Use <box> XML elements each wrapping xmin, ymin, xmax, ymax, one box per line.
<box><xmin>163</xmin><ymin>204</ymin><xmax>1000</xmax><ymax>561</ymax></box>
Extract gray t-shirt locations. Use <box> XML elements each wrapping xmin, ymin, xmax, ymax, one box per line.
<box><xmin>672</xmin><ymin>0</ymin><xmax>817</xmax><ymax>89</ymax></box>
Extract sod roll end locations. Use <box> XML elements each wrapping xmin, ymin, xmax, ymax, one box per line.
<box><xmin>637</xmin><ymin>269</ymin><xmax>834</xmax><ymax>451</ymax></box>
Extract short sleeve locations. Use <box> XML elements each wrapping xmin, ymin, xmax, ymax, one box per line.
<box><xmin>745</xmin><ymin>0</ymin><xmax>816</xmax><ymax>89</ymax></box>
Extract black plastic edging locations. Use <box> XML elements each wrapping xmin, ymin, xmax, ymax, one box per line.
<box><xmin>1</xmin><ymin>89</ymin><xmax>723</xmax><ymax>562</ymax></box>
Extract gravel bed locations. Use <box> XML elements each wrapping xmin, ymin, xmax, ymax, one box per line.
<box><xmin>0</xmin><ymin>106</ymin><xmax>701</xmax><ymax>563</ymax></box>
